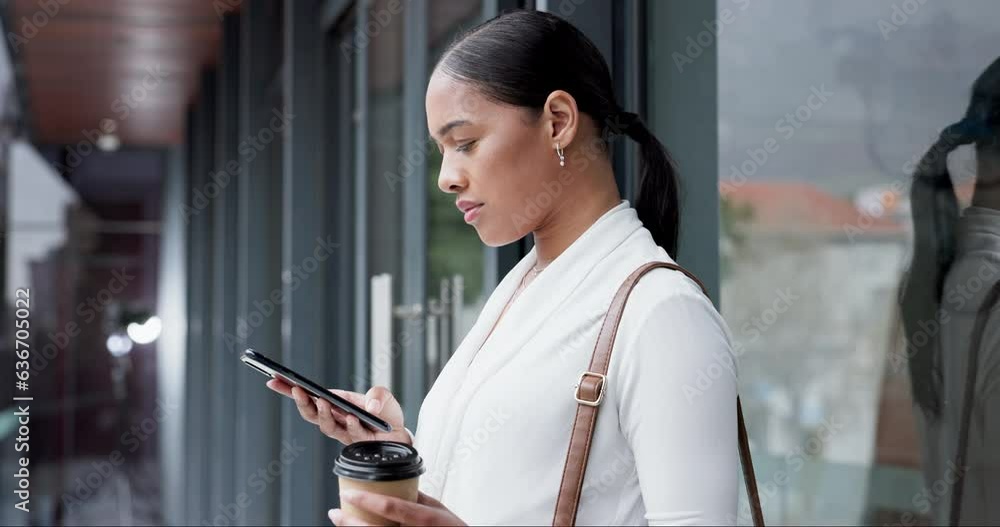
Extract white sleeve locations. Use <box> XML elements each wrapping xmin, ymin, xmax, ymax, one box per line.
<box><xmin>612</xmin><ymin>291</ymin><xmax>740</xmax><ymax>526</ymax></box>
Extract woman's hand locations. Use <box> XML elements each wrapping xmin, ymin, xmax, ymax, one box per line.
<box><xmin>328</xmin><ymin>490</ymin><xmax>466</xmax><ymax>526</ymax></box>
<box><xmin>266</xmin><ymin>379</ymin><xmax>411</xmax><ymax>445</ymax></box>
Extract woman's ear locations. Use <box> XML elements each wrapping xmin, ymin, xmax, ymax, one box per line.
<box><xmin>542</xmin><ymin>90</ymin><xmax>579</xmax><ymax>149</ymax></box>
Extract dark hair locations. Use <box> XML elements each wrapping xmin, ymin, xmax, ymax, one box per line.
<box><xmin>434</xmin><ymin>9</ymin><xmax>681</xmax><ymax>257</ymax></box>
<box><xmin>900</xmin><ymin>56</ymin><xmax>1000</xmax><ymax>419</ymax></box>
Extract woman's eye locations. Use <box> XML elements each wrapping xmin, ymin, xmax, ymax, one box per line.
<box><xmin>456</xmin><ymin>140</ymin><xmax>476</xmax><ymax>153</ymax></box>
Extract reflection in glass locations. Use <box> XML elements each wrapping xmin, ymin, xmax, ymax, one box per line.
<box><xmin>705</xmin><ymin>0</ymin><xmax>1000</xmax><ymax>524</ymax></box>
<box><xmin>900</xmin><ymin>56</ymin><xmax>1000</xmax><ymax>526</ymax></box>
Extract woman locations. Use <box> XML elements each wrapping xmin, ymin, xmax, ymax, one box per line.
<box><xmin>900</xmin><ymin>56</ymin><xmax>1000</xmax><ymax>526</ymax></box>
<box><xmin>269</xmin><ymin>9</ymin><xmax>740</xmax><ymax>526</ymax></box>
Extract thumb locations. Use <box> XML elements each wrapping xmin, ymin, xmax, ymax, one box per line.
<box><xmin>365</xmin><ymin>385</ymin><xmax>391</xmax><ymax>413</ymax></box>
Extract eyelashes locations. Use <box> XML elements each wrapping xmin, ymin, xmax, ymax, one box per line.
<box><xmin>456</xmin><ymin>140</ymin><xmax>477</xmax><ymax>153</ymax></box>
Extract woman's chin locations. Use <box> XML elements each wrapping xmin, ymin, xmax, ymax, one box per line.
<box><xmin>475</xmin><ymin>225</ymin><xmax>525</xmax><ymax>248</ymax></box>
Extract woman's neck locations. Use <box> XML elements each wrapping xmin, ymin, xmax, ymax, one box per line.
<box><xmin>530</xmin><ymin>168</ymin><xmax>621</xmax><ymax>268</ymax></box>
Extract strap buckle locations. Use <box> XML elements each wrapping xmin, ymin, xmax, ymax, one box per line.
<box><xmin>574</xmin><ymin>372</ymin><xmax>607</xmax><ymax>407</ymax></box>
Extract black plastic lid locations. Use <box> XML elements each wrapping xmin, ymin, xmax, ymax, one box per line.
<box><xmin>333</xmin><ymin>441</ymin><xmax>425</xmax><ymax>482</ymax></box>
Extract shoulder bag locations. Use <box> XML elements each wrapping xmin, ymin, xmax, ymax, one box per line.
<box><xmin>552</xmin><ymin>261</ymin><xmax>765</xmax><ymax>526</ymax></box>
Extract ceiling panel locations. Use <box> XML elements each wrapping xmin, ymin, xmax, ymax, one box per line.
<box><xmin>9</xmin><ymin>0</ymin><xmax>228</xmax><ymax>146</ymax></box>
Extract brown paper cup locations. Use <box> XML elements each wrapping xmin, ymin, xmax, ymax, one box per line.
<box><xmin>334</xmin><ymin>441</ymin><xmax>425</xmax><ymax>527</ymax></box>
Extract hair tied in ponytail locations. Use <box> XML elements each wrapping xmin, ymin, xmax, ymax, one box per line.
<box><xmin>604</xmin><ymin>110</ymin><xmax>645</xmax><ymax>141</ymax></box>
<box><xmin>437</xmin><ymin>9</ymin><xmax>681</xmax><ymax>256</ymax></box>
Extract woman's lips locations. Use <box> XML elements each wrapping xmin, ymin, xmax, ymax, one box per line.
<box><xmin>463</xmin><ymin>204</ymin><xmax>483</xmax><ymax>223</ymax></box>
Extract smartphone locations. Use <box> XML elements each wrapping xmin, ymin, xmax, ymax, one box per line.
<box><xmin>240</xmin><ymin>348</ymin><xmax>393</xmax><ymax>433</ymax></box>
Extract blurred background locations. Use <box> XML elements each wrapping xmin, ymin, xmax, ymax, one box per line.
<box><xmin>0</xmin><ymin>0</ymin><xmax>996</xmax><ymax>525</ymax></box>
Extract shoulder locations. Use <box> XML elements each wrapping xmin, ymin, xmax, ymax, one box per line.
<box><xmin>606</xmin><ymin>264</ymin><xmax>739</xmax><ymax>407</ymax></box>
<box><xmin>611</xmin><ymin>263</ymin><xmax>736</xmax><ymax>372</ymax></box>
<box><xmin>619</xmin><ymin>264</ymin><xmax>722</xmax><ymax>333</ymax></box>
<box><xmin>591</xmin><ymin>228</ymin><xmax>733</xmax><ymax>357</ymax></box>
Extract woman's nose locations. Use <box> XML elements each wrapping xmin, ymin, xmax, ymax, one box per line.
<box><xmin>437</xmin><ymin>157</ymin><xmax>467</xmax><ymax>194</ymax></box>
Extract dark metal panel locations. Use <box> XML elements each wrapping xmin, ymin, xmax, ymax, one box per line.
<box><xmin>184</xmin><ymin>68</ymin><xmax>217</xmax><ymax>525</ymax></box>
<box><xmin>353</xmin><ymin>2</ymin><xmax>370</xmax><ymax>394</ymax></box>
<box><xmin>321</xmin><ymin>10</ymin><xmax>357</xmax><ymax>511</ymax></box>
<box><xmin>233</xmin><ymin>1</ymin><xmax>283</xmax><ymax>524</ymax></box>
<box><xmin>401</xmin><ymin>0</ymin><xmax>429</xmax><ymax>435</ymax></box>
<box><xmin>281</xmin><ymin>1</ymin><xmax>329</xmax><ymax>524</ymax></box>
<box><xmin>645</xmin><ymin>0</ymin><xmax>720</xmax><ymax>302</ymax></box>
<box><xmin>321</xmin><ymin>0</ymin><xmax>354</xmax><ymax>32</ymax></box>
<box><xmin>209</xmin><ymin>13</ymin><xmax>240</xmax><ymax>521</ymax></box>
<box><xmin>181</xmin><ymin>106</ymin><xmax>199</xmax><ymax>523</ymax></box>
<box><xmin>613</xmin><ymin>0</ymin><xmax>644</xmax><ymax>203</ymax></box>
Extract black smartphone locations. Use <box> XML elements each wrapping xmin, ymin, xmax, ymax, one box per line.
<box><xmin>240</xmin><ymin>348</ymin><xmax>393</xmax><ymax>433</ymax></box>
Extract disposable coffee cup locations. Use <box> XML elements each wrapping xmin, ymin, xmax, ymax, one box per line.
<box><xmin>334</xmin><ymin>441</ymin><xmax>426</xmax><ymax>526</ymax></box>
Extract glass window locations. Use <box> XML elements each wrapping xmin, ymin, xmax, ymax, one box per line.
<box><xmin>367</xmin><ymin>0</ymin><xmax>406</xmax><ymax>286</ymax></box>
<box><xmin>324</xmin><ymin>11</ymin><xmax>359</xmax><ymax>387</ymax></box>
<box><xmin>712</xmin><ymin>1</ymin><xmax>1000</xmax><ymax>524</ymax></box>
<box><xmin>425</xmin><ymin>0</ymin><xmax>486</xmax><ymax>367</ymax></box>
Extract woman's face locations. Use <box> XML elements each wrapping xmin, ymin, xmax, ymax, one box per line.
<box><xmin>425</xmin><ymin>71</ymin><xmax>566</xmax><ymax>246</ymax></box>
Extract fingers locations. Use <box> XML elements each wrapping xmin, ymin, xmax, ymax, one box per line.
<box><xmin>330</xmin><ymin>389</ymin><xmax>365</xmax><ymax>406</ymax></box>
<box><xmin>328</xmin><ymin>508</ymin><xmax>373</xmax><ymax>527</ymax></box>
<box><xmin>291</xmin><ymin>386</ymin><xmax>319</xmax><ymax>423</ymax></box>
<box><xmin>340</xmin><ymin>490</ymin><xmax>431</xmax><ymax>526</ymax></box>
<box><xmin>417</xmin><ymin>491</ymin><xmax>444</xmax><ymax>508</ymax></box>
<box><xmin>364</xmin><ymin>386</ymin><xmax>392</xmax><ymax>413</ymax></box>
<box><xmin>344</xmin><ymin>413</ymin><xmax>369</xmax><ymax>441</ymax></box>
<box><xmin>315</xmin><ymin>397</ymin><xmax>348</xmax><ymax>442</ymax></box>
<box><xmin>266</xmin><ymin>378</ymin><xmax>293</xmax><ymax>397</ymax></box>
<box><xmin>281</xmin><ymin>385</ymin><xmax>393</xmax><ymax>445</ymax></box>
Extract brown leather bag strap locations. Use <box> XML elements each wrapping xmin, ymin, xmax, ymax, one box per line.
<box><xmin>552</xmin><ymin>261</ymin><xmax>764</xmax><ymax>526</ymax></box>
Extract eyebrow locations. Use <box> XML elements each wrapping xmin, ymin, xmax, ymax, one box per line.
<box><xmin>433</xmin><ymin>119</ymin><xmax>472</xmax><ymax>140</ymax></box>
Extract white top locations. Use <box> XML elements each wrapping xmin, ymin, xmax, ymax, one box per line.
<box><xmin>921</xmin><ymin>206</ymin><xmax>1000</xmax><ymax>525</ymax></box>
<box><xmin>411</xmin><ymin>200</ymin><xmax>741</xmax><ymax>525</ymax></box>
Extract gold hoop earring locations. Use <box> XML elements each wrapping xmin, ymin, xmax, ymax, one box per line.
<box><xmin>556</xmin><ymin>143</ymin><xmax>565</xmax><ymax>167</ymax></box>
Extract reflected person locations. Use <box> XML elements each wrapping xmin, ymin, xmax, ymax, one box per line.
<box><xmin>901</xmin><ymin>56</ymin><xmax>1000</xmax><ymax>526</ymax></box>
